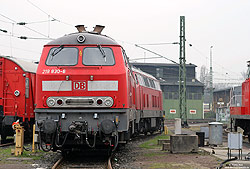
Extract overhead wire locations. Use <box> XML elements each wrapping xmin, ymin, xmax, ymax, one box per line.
<box><xmin>130</xmin><ymin>56</ymin><xmax>164</xmax><ymax>61</ymax></box>
<box><xmin>135</xmin><ymin>44</ymin><xmax>179</xmax><ymax>65</ymax></box>
<box><xmin>121</xmin><ymin>40</ymin><xmax>214</xmax><ymax>80</ymax></box>
<box><xmin>26</xmin><ymin>0</ymin><xmax>74</xmax><ymax>27</ymax></box>
<box><xmin>0</xmin><ymin>43</ymin><xmax>41</xmax><ymax>54</ymax></box>
<box><xmin>136</xmin><ymin>42</ymin><xmax>179</xmax><ymax>45</ymax></box>
<box><xmin>0</xmin><ymin>13</ymin><xmax>16</xmax><ymax>23</ymax></box>
<box><xmin>0</xmin><ymin>13</ymin><xmax>51</xmax><ymax>38</ymax></box>
<box><xmin>121</xmin><ymin>39</ymin><xmax>243</xmax><ymax>84</ymax></box>
<box><xmin>187</xmin><ymin>40</ymin><xmax>241</xmax><ymax>77</ymax></box>
<box><xmin>17</xmin><ymin>19</ymin><xmax>56</xmax><ymax>25</ymax></box>
<box><xmin>0</xmin><ymin>32</ymin><xmax>53</xmax><ymax>40</ymax></box>
<box><xmin>27</xmin><ymin>0</ymin><xmax>52</xmax><ymax>17</ymax></box>
<box><xmin>0</xmin><ymin>1</ymin><xmax>74</xmax><ymax>58</ymax></box>
<box><xmin>0</xmin><ymin>19</ymin><xmax>13</xmax><ymax>24</ymax></box>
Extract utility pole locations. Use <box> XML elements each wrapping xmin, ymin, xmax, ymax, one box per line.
<box><xmin>179</xmin><ymin>16</ymin><xmax>188</xmax><ymax>127</ymax></box>
<box><xmin>210</xmin><ymin>46</ymin><xmax>213</xmax><ymax>112</ymax></box>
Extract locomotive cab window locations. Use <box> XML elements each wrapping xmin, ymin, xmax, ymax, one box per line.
<box><xmin>82</xmin><ymin>47</ymin><xmax>115</xmax><ymax>66</ymax></box>
<box><xmin>46</xmin><ymin>47</ymin><xmax>78</xmax><ymax>66</ymax></box>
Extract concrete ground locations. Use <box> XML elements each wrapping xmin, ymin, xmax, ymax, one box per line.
<box><xmin>181</xmin><ymin>123</ymin><xmax>250</xmax><ymax>169</ymax></box>
<box><xmin>201</xmin><ymin>141</ymin><xmax>250</xmax><ymax>168</ymax></box>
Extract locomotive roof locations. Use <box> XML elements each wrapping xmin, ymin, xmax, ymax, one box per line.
<box><xmin>0</xmin><ymin>56</ymin><xmax>37</xmax><ymax>73</ymax></box>
<box><xmin>46</xmin><ymin>32</ymin><xmax>120</xmax><ymax>46</ymax></box>
<box><xmin>132</xmin><ymin>67</ymin><xmax>158</xmax><ymax>81</ymax></box>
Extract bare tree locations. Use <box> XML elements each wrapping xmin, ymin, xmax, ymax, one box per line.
<box><xmin>200</xmin><ymin>65</ymin><xmax>209</xmax><ymax>87</ymax></box>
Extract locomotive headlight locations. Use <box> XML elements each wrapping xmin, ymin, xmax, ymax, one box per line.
<box><xmin>96</xmin><ymin>99</ymin><xmax>103</xmax><ymax>105</ymax></box>
<box><xmin>57</xmin><ymin>99</ymin><xmax>64</xmax><ymax>105</ymax></box>
<box><xmin>77</xmin><ymin>34</ymin><xmax>86</xmax><ymax>43</ymax></box>
<box><xmin>47</xmin><ymin>98</ymin><xmax>56</xmax><ymax>107</ymax></box>
<box><xmin>104</xmin><ymin>98</ymin><xmax>113</xmax><ymax>107</ymax></box>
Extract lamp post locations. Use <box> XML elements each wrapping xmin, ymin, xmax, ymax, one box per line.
<box><xmin>210</xmin><ymin>46</ymin><xmax>213</xmax><ymax>112</ymax></box>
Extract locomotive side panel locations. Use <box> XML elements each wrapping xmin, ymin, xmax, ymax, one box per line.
<box><xmin>231</xmin><ymin>75</ymin><xmax>250</xmax><ymax>140</ymax></box>
<box><xmin>242</xmin><ymin>80</ymin><xmax>250</xmax><ymax>115</ymax></box>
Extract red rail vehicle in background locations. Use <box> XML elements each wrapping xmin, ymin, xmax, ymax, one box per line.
<box><xmin>0</xmin><ymin>56</ymin><xmax>37</xmax><ymax>143</ymax></box>
<box><xmin>132</xmin><ymin>68</ymin><xmax>163</xmax><ymax>134</ymax></box>
<box><xmin>230</xmin><ymin>61</ymin><xmax>250</xmax><ymax>142</ymax></box>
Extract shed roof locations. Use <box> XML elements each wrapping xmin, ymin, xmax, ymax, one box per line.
<box><xmin>160</xmin><ymin>81</ymin><xmax>204</xmax><ymax>87</ymax></box>
<box><xmin>131</xmin><ymin>62</ymin><xmax>197</xmax><ymax>67</ymax></box>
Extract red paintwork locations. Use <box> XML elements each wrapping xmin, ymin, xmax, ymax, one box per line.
<box><xmin>36</xmin><ymin>44</ymin><xmax>163</xmax><ymax>113</ymax></box>
<box><xmin>230</xmin><ymin>107</ymin><xmax>243</xmax><ymax>115</ymax></box>
<box><xmin>133</xmin><ymin>71</ymin><xmax>162</xmax><ymax>111</ymax></box>
<box><xmin>230</xmin><ymin>78</ymin><xmax>250</xmax><ymax>117</ymax></box>
<box><xmin>0</xmin><ymin>57</ymin><xmax>36</xmax><ymax>122</ymax></box>
<box><xmin>241</xmin><ymin>79</ymin><xmax>250</xmax><ymax>115</ymax></box>
<box><xmin>36</xmin><ymin>45</ymin><xmax>132</xmax><ymax>109</ymax></box>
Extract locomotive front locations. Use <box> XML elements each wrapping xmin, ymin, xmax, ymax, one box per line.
<box><xmin>35</xmin><ymin>25</ymin><xmax>132</xmax><ymax>152</ymax></box>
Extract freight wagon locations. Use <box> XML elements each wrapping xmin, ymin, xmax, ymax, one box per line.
<box><xmin>0</xmin><ymin>56</ymin><xmax>37</xmax><ymax>143</ymax></box>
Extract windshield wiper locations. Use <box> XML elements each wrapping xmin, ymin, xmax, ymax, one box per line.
<box><xmin>51</xmin><ymin>45</ymin><xmax>64</xmax><ymax>61</ymax></box>
<box><xmin>97</xmin><ymin>44</ymin><xmax>106</xmax><ymax>62</ymax></box>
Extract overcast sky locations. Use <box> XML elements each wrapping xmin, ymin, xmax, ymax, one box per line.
<box><xmin>0</xmin><ymin>0</ymin><xmax>250</xmax><ymax>85</ymax></box>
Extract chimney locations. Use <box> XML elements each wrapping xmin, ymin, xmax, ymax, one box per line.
<box><xmin>93</xmin><ymin>25</ymin><xmax>105</xmax><ymax>34</ymax></box>
<box><xmin>75</xmin><ymin>25</ymin><xmax>86</xmax><ymax>33</ymax></box>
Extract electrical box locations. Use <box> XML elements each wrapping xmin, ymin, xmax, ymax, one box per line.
<box><xmin>228</xmin><ymin>132</ymin><xmax>242</xmax><ymax>149</ymax></box>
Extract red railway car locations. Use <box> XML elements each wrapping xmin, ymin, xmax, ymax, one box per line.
<box><xmin>132</xmin><ymin>68</ymin><xmax>163</xmax><ymax>134</ymax></box>
<box><xmin>0</xmin><ymin>56</ymin><xmax>37</xmax><ymax>142</ymax></box>
<box><xmin>35</xmin><ymin>25</ymin><xmax>164</xmax><ymax>152</ymax></box>
<box><xmin>230</xmin><ymin>62</ymin><xmax>250</xmax><ymax>141</ymax></box>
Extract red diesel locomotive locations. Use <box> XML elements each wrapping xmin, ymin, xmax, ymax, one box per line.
<box><xmin>0</xmin><ymin>56</ymin><xmax>37</xmax><ymax>143</ymax></box>
<box><xmin>35</xmin><ymin>25</ymin><xmax>164</xmax><ymax>152</ymax></box>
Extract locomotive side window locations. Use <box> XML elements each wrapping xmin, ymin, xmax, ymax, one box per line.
<box><xmin>149</xmin><ymin>79</ymin><xmax>156</xmax><ymax>89</ymax></box>
<box><xmin>82</xmin><ymin>47</ymin><xmax>115</xmax><ymax>66</ymax></box>
<box><xmin>143</xmin><ymin>76</ymin><xmax>150</xmax><ymax>87</ymax></box>
<box><xmin>122</xmin><ymin>49</ymin><xmax>128</xmax><ymax>67</ymax></box>
<box><xmin>46</xmin><ymin>47</ymin><xmax>78</xmax><ymax>66</ymax></box>
<box><xmin>154</xmin><ymin>81</ymin><xmax>161</xmax><ymax>90</ymax></box>
<box><xmin>136</xmin><ymin>74</ymin><xmax>145</xmax><ymax>86</ymax></box>
<box><xmin>134</xmin><ymin>74</ymin><xmax>138</xmax><ymax>84</ymax></box>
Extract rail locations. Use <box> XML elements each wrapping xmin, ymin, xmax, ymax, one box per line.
<box><xmin>0</xmin><ymin>142</ymin><xmax>15</xmax><ymax>147</ymax></box>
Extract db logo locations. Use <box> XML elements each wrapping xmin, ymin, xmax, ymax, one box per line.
<box><xmin>74</xmin><ymin>81</ymin><xmax>86</xmax><ymax>90</ymax></box>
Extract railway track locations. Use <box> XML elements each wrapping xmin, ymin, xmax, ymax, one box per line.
<box><xmin>52</xmin><ymin>151</ymin><xmax>113</xmax><ymax>169</ymax></box>
<box><xmin>0</xmin><ymin>142</ymin><xmax>15</xmax><ymax>147</ymax></box>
